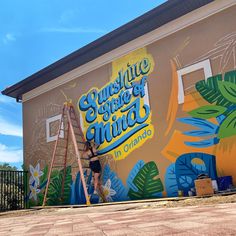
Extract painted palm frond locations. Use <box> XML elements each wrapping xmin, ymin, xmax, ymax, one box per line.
<box><xmin>128</xmin><ymin>161</ymin><xmax>163</xmax><ymax>200</ymax></box>
<box><xmin>184</xmin><ymin>137</ymin><xmax>219</xmax><ymax>148</ymax></box>
<box><xmin>102</xmin><ymin>164</ymin><xmax>128</xmax><ymax>201</ymax></box>
<box><xmin>126</xmin><ymin>160</ymin><xmax>145</xmax><ymax>192</ymax></box>
<box><xmin>195</xmin><ymin>74</ymin><xmax>233</xmax><ymax>107</ymax></box>
<box><xmin>180</xmin><ymin>69</ymin><xmax>236</xmax><ymax>148</ymax></box>
<box><xmin>218</xmin><ymin>110</ymin><xmax>236</xmax><ymax>139</ymax></box>
<box><xmin>178</xmin><ymin>117</ymin><xmax>218</xmax><ymax>134</ymax></box>
<box><xmin>225</xmin><ymin>70</ymin><xmax>236</xmax><ymax>83</ymax></box>
<box><xmin>46</xmin><ymin>166</ymin><xmax>72</xmax><ymax>205</ymax></box>
<box><xmin>178</xmin><ymin>117</ymin><xmax>219</xmax><ymax>148</ymax></box>
<box><xmin>188</xmin><ymin>105</ymin><xmax>227</xmax><ymax>120</ymax></box>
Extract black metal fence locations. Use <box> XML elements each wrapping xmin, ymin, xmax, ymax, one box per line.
<box><xmin>0</xmin><ymin>170</ymin><xmax>28</xmax><ymax>212</ymax></box>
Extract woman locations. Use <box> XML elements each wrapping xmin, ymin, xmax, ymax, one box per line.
<box><xmin>83</xmin><ymin>141</ymin><xmax>101</xmax><ymax>194</ymax></box>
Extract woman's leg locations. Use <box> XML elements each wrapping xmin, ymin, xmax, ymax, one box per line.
<box><xmin>94</xmin><ymin>172</ymin><xmax>100</xmax><ymax>191</ymax></box>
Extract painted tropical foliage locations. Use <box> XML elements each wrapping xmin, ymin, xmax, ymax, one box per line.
<box><xmin>179</xmin><ymin>69</ymin><xmax>236</xmax><ymax>147</ymax></box>
<box><xmin>165</xmin><ymin>153</ymin><xmax>217</xmax><ymax>197</ymax></box>
<box><xmin>70</xmin><ymin>164</ymin><xmax>128</xmax><ymax>204</ymax></box>
<box><xmin>29</xmin><ymin>160</ymin><xmax>164</xmax><ymax>206</ymax></box>
<box><xmin>127</xmin><ymin>160</ymin><xmax>163</xmax><ymax>200</ymax></box>
<box><xmin>29</xmin><ymin>164</ymin><xmax>72</xmax><ymax>206</ymax></box>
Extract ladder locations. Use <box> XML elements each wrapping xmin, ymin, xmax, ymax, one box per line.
<box><xmin>42</xmin><ymin>101</ymin><xmax>91</xmax><ymax>206</ymax></box>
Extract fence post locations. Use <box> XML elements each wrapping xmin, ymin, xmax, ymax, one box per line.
<box><xmin>23</xmin><ymin>171</ymin><xmax>29</xmax><ymax>209</ymax></box>
<box><xmin>0</xmin><ymin>170</ymin><xmax>29</xmax><ymax>212</ymax></box>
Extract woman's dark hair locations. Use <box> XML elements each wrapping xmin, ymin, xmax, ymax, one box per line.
<box><xmin>84</xmin><ymin>141</ymin><xmax>91</xmax><ymax>150</ymax></box>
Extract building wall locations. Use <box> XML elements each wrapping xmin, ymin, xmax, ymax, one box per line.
<box><xmin>24</xmin><ymin>5</ymin><xmax>236</xmax><ymax>205</ymax></box>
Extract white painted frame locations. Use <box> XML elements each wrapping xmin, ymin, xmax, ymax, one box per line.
<box><xmin>46</xmin><ymin>114</ymin><xmax>64</xmax><ymax>142</ymax></box>
<box><xmin>177</xmin><ymin>59</ymin><xmax>213</xmax><ymax>104</ymax></box>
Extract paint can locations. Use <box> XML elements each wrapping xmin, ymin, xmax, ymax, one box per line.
<box><xmin>178</xmin><ymin>190</ymin><xmax>183</xmax><ymax>197</ymax></box>
<box><xmin>211</xmin><ymin>180</ymin><xmax>218</xmax><ymax>193</ymax></box>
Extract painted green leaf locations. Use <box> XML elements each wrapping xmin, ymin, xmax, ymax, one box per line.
<box><xmin>37</xmin><ymin>192</ymin><xmax>44</xmax><ymax>205</ymax></box>
<box><xmin>47</xmin><ymin>166</ymin><xmax>72</xmax><ymax>205</ymax></box>
<box><xmin>128</xmin><ymin>161</ymin><xmax>163</xmax><ymax>200</ymax></box>
<box><xmin>224</xmin><ymin>70</ymin><xmax>236</xmax><ymax>83</ymax></box>
<box><xmin>218</xmin><ymin>81</ymin><xmax>236</xmax><ymax>104</ymax></box>
<box><xmin>188</xmin><ymin>105</ymin><xmax>227</xmax><ymax>119</ymax></box>
<box><xmin>218</xmin><ymin>110</ymin><xmax>236</xmax><ymax>139</ymax></box>
<box><xmin>40</xmin><ymin>165</ymin><xmax>48</xmax><ymax>186</ymax></box>
<box><xmin>196</xmin><ymin>75</ymin><xmax>233</xmax><ymax>107</ymax></box>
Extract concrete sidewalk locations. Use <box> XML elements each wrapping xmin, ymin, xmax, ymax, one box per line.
<box><xmin>0</xmin><ymin>202</ymin><xmax>236</xmax><ymax>235</ymax></box>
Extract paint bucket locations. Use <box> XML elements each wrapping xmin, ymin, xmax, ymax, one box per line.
<box><xmin>178</xmin><ymin>190</ymin><xmax>183</xmax><ymax>197</ymax></box>
<box><xmin>217</xmin><ymin>176</ymin><xmax>233</xmax><ymax>191</ymax></box>
<box><xmin>211</xmin><ymin>180</ymin><xmax>218</xmax><ymax>193</ymax></box>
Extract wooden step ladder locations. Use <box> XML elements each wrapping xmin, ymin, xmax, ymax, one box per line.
<box><xmin>42</xmin><ymin>101</ymin><xmax>91</xmax><ymax>207</ymax></box>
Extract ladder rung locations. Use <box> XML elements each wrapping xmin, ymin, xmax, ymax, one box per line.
<box><xmin>71</xmin><ymin>125</ymin><xmax>79</xmax><ymax>128</ymax></box>
<box><xmin>76</xmin><ymin>141</ymin><xmax>85</xmax><ymax>144</ymax></box>
<box><xmin>70</xmin><ymin>117</ymin><xmax>77</xmax><ymax>121</ymax></box>
<box><xmin>56</xmin><ymin>146</ymin><xmax>67</xmax><ymax>149</ymax></box>
<box><xmin>59</xmin><ymin>130</ymin><xmax>68</xmax><ymax>134</ymax></box>
<box><xmin>59</xmin><ymin>138</ymin><xmax>68</xmax><ymax>141</ymax></box>
<box><xmin>74</xmin><ymin>133</ymin><xmax>83</xmax><ymax>136</ymax></box>
<box><xmin>55</xmin><ymin>154</ymin><xmax>66</xmax><ymax>157</ymax></box>
<box><xmin>75</xmin><ymin>137</ymin><xmax>83</xmax><ymax>141</ymax></box>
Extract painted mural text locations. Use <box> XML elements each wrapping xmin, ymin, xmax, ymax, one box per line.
<box><xmin>78</xmin><ymin>48</ymin><xmax>155</xmax><ymax>160</ymax></box>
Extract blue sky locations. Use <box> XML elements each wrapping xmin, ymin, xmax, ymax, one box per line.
<box><xmin>0</xmin><ymin>0</ymin><xmax>166</xmax><ymax>169</ymax></box>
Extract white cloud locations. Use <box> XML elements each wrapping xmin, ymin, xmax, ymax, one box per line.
<box><xmin>39</xmin><ymin>27</ymin><xmax>106</xmax><ymax>34</ymax></box>
<box><xmin>0</xmin><ymin>143</ymin><xmax>23</xmax><ymax>163</ymax></box>
<box><xmin>0</xmin><ymin>95</ymin><xmax>15</xmax><ymax>104</ymax></box>
<box><xmin>2</xmin><ymin>33</ymin><xmax>16</xmax><ymax>44</ymax></box>
<box><xmin>0</xmin><ymin>116</ymin><xmax>22</xmax><ymax>137</ymax></box>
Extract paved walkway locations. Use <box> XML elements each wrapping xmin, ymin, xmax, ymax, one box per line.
<box><xmin>0</xmin><ymin>202</ymin><xmax>236</xmax><ymax>235</ymax></box>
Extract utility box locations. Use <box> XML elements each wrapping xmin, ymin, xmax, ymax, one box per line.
<box><xmin>194</xmin><ymin>178</ymin><xmax>214</xmax><ymax>197</ymax></box>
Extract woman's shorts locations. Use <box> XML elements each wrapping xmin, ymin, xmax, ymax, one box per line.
<box><xmin>89</xmin><ymin>160</ymin><xmax>101</xmax><ymax>173</ymax></box>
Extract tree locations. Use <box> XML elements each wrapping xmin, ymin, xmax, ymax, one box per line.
<box><xmin>0</xmin><ymin>163</ymin><xmax>18</xmax><ymax>171</ymax></box>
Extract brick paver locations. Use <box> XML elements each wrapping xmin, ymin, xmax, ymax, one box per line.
<box><xmin>0</xmin><ymin>202</ymin><xmax>236</xmax><ymax>235</ymax></box>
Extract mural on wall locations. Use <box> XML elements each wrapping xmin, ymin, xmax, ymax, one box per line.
<box><xmin>29</xmin><ymin>163</ymin><xmax>44</xmax><ymax>201</ymax></box>
<box><xmin>165</xmin><ymin>152</ymin><xmax>217</xmax><ymax>197</ymax></box>
<box><xmin>127</xmin><ymin>160</ymin><xmax>163</xmax><ymax>200</ymax></box>
<box><xmin>28</xmin><ymin>164</ymin><xmax>72</xmax><ymax>206</ymax></box>
<box><xmin>78</xmin><ymin>48</ymin><xmax>155</xmax><ymax>160</ymax></box>
<box><xmin>179</xmin><ymin>69</ymin><xmax>236</xmax><ymax>147</ymax></box>
<box><xmin>165</xmin><ymin>70</ymin><xmax>236</xmax><ymax>196</ymax></box>
<box><xmin>163</xmin><ymin>31</ymin><xmax>236</xmax><ymax>194</ymax></box>
<box><xmin>29</xmin><ymin>160</ymin><xmax>164</xmax><ymax>206</ymax></box>
<box><xmin>28</xmin><ymin>28</ymin><xmax>236</xmax><ymax>206</ymax></box>
<box><xmin>196</xmin><ymin>32</ymin><xmax>236</xmax><ymax>73</ymax></box>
